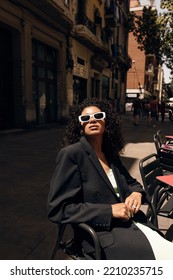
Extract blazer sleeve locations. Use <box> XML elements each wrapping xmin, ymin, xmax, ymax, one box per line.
<box><xmin>47</xmin><ymin>148</ymin><xmax>112</xmax><ymax>229</ymax></box>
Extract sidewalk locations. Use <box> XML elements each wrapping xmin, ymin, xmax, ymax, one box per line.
<box><xmin>0</xmin><ymin>113</ymin><xmax>172</xmax><ymax>259</ymax></box>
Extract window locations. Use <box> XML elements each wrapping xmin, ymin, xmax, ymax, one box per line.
<box><xmin>32</xmin><ymin>40</ymin><xmax>57</xmax><ymax>124</ymax></box>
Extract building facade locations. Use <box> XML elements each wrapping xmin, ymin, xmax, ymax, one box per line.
<box><xmin>126</xmin><ymin>0</ymin><xmax>163</xmax><ymax>104</ymax></box>
<box><xmin>0</xmin><ymin>0</ymin><xmax>130</xmax><ymax>129</ymax></box>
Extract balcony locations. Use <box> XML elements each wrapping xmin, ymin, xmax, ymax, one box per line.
<box><xmin>95</xmin><ymin>16</ymin><xmax>102</xmax><ymax>26</ymax></box>
<box><xmin>111</xmin><ymin>43</ymin><xmax>131</xmax><ymax>69</ymax></box>
<box><xmin>74</xmin><ymin>14</ymin><xmax>110</xmax><ymax>54</ymax></box>
<box><xmin>75</xmin><ymin>15</ymin><xmax>96</xmax><ymax>35</ymax></box>
<box><xmin>104</xmin><ymin>0</ymin><xmax>117</xmax><ymax>27</ymax></box>
<box><xmin>145</xmin><ymin>63</ymin><xmax>154</xmax><ymax>77</ymax></box>
<box><xmin>145</xmin><ymin>54</ymin><xmax>155</xmax><ymax>77</ymax></box>
<box><xmin>111</xmin><ymin>44</ymin><xmax>119</xmax><ymax>58</ymax></box>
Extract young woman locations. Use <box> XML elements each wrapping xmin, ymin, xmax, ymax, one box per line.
<box><xmin>48</xmin><ymin>98</ymin><xmax>173</xmax><ymax>260</ymax></box>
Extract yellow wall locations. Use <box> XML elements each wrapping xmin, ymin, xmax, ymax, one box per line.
<box><xmin>86</xmin><ymin>0</ymin><xmax>105</xmax><ymax>26</ymax></box>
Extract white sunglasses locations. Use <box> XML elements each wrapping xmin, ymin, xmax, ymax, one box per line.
<box><xmin>78</xmin><ymin>112</ymin><xmax>106</xmax><ymax>123</ymax></box>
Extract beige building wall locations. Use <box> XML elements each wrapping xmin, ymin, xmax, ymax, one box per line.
<box><xmin>127</xmin><ymin>0</ymin><xmax>162</xmax><ymax>101</ymax></box>
<box><xmin>0</xmin><ymin>0</ymin><xmax>70</xmax><ymax>128</ymax></box>
<box><xmin>72</xmin><ymin>40</ymin><xmax>91</xmax><ymax>80</ymax></box>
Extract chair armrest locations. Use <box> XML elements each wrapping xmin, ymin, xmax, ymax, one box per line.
<box><xmin>143</xmin><ymin>195</ymin><xmax>158</xmax><ymax>227</ymax></box>
<box><xmin>77</xmin><ymin>223</ymin><xmax>101</xmax><ymax>260</ymax></box>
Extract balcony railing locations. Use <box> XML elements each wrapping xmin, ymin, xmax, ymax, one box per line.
<box><xmin>75</xmin><ymin>14</ymin><xmax>110</xmax><ymax>45</ymax></box>
<box><xmin>75</xmin><ymin>14</ymin><xmax>96</xmax><ymax>35</ymax></box>
<box><xmin>111</xmin><ymin>44</ymin><xmax>126</xmax><ymax>58</ymax></box>
<box><xmin>111</xmin><ymin>44</ymin><xmax>119</xmax><ymax>58</ymax></box>
<box><xmin>105</xmin><ymin>0</ymin><xmax>116</xmax><ymax>16</ymax></box>
<box><xmin>104</xmin><ymin>0</ymin><xmax>117</xmax><ymax>26</ymax></box>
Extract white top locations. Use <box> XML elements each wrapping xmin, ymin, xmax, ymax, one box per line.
<box><xmin>107</xmin><ymin>169</ymin><xmax>119</xmax><ymax>196</ymax></box>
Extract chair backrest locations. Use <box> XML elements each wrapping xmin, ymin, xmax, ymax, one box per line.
<box><xmin>153</xmin><ymin>134</ymin><xmax>161</xmax><ymax>152</ymax></box>
<box><xmin>156</xmin><ymin>130</ymin><xmax>173</xmax><ymax>145</ymax></box>
<box><xmin>139</xmin><ymin>153</ymin><xmax>172</xmax><ymax>227</ymax></box>
<box><xmin>156</xmin><ymin>130</ymin><xmax>165</xmax><ymax>145</ymax></box>
<box><xmin>158</xmin><ymin>148</ymin><xmax>173</xmax><ymax>173</ymax></box>
<box><xmin>139</xmin><ymin>153</ymin><xmax>164</xmax><ymax>199</ymax></box>
<box><xmin>50</xmin><ymin>223</ymin><xmax>102</xmax><ymax>260</ymax></box>
<box><xmin>153</xmin><ymin>134</ymin><xmax>173</xmax><ymax>173</ymax></box>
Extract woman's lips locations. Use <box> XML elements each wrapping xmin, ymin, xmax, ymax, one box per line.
<box><xmin>89</xmin><ymin>125</ymin><xmax>98</xmax><ymax>130</ymax></box>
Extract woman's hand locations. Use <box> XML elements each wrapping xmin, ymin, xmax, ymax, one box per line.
<box><xmin>125</xmin><ymin>192</ymin><xmax>142</xmax><ymax>214</ymax></box>
<box><xmin>111</xmin><ymin>203</ymin><xmax>133</xmax><ymax>221</ymax></box>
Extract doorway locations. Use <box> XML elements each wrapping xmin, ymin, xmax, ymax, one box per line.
<box><xmin>73</xmin><ymin>76</ymin><xmax>87</xmax><ymax>103</ymax></box>
<box><xmin>32</xmin><ymin>40</ymin><xmax>57</xmax><ymax>125</ymax></box>
<box><xmin>0</xmin><ymin>28</ymin><xmax>14</xmax><ymax>129</ymax></box>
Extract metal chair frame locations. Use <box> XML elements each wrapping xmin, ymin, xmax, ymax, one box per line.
<box><xmin>153</xmin><ymin>133</ymin><xmax>173</xmax><ymax>173</ymax></box>
<box><xmin>50</xmin><ymin>223</ymin><xmax>102</xmax><ymax>260</ymax></box>
<box><xmin>139</xmin><ymin>153</ymin><xmax>173</xmax><ymax>239</ymax></box>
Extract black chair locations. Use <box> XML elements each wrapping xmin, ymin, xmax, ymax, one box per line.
<box><xmin>153</xmin><ymin>134</ymin><xmax>173</xmax><ymax>173</ymax></box>
<box><xmin>139</xmin><ymin>153</ymin><xmax>173</xmax><ymax>239</ymax></box>
<box><xmin>156</xmin><ymin>130</ymin><xmax>173</xmax><ymax>146</ymax></box>
<box><xmin>50</xmin><ymin>223</ymin><xmax>102</xmax><ymax>260</ymax></box>
<box><xmin>153</xmin><ymin>133</ymin><xmax>161</xmax><ymax>153</ymax></box>
<box><xmin>50</xmin><ymin>189</ymin><xmax>173</xmax><ymax>259</ymax></box>
<box><xmin>156</xmin><ymin>130</ymin><xmax>165</xmax><ymax>146</ymax></box>
<box><xmin>158</xmin><ymin>148</ymin><xmax>173</xmax><ymax>173</ymax></box>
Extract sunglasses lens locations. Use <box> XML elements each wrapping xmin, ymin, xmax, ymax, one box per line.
<box><xmin>80</xmin><ymin>115</ymin><xmax>90</xmax><ymax>122</ymax></box>
<box><xmin>94</xmin><ymin>112</ymin><xmax>104</xmax><ymax>119</ymax></box>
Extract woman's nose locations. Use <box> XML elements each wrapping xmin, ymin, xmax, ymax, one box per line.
<box><xmin>89</xmin><ymin>116</ymin><xmax>96</xmax><ymax>122</ymax></box>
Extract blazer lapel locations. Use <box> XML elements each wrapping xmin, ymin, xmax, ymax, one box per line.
<box><xmin>80</xmin><ymin>137</ymin><xmax>120</xmax><ymax>198</ymax></box>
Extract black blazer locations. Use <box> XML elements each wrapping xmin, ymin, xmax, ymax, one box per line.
<box><xmin>48</xmin><ymin>137</ymin><xmax>160</xmax><ymax>259</ymax></box>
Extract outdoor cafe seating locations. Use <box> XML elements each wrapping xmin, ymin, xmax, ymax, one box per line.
<box><xmin>153</xmin><ymin>130</ymin><xmax>173</xmax><ymax>173</ymax></box>
<box><xmin>139</xmin><ymin>153</ymin><xmax>173</xmax><ymax>241</ymax></box>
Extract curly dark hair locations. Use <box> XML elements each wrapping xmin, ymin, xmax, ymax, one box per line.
<box><xmin>62</xmin><ymin>98</ymin><xmax>125</xmax><ymax>158</ymax></box>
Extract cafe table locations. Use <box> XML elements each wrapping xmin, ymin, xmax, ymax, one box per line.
<box><xmin>156</xmin><ymin>174</ymin><xmax>173</xmax><ymax>187</ymax></box>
